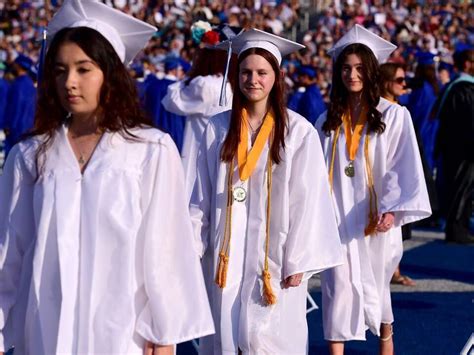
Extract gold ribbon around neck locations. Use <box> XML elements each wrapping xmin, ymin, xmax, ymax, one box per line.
<box><xmin>342</xmin><ymin>107</ymin><xmax>368</xmax><ymax>161</ymax></box>
<box><xmin>238</xmin><ymin>108</ymin><xmax>275</xmax><ymax>181</ymax></box>
<box><xmin>328</xmin><ymin>108</ymin><xmax>379</xmax><ymax>236</ymax></box>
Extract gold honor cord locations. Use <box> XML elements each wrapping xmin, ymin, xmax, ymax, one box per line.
<box><xmin>238</xmin><ymin>109</ymin><xmax>275</xmax><ymax>181</ymax></box>
<box><xmin>215</xmin><ymin>109</ymin><xmax>277</xmax><ymax>305</ymax></box>
<box><xmin>329</xmin><ymin>112</ymin><xmax>379</xmax><ymax>236</ymax></box>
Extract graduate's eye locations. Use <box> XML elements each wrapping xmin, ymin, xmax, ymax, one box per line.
<box><xmin>258</xmin><ymin>71</ymin><xmax>267</xmax><ymax>76</ymax></box>
<box><xmin>53</xmin><ymin>66</ymin><xmax>66</xmax><ymax>76</ymax></box>
<box><xmin>77</xmin><ymin>67</ymin><xmax>92</xmax><ymax>74</ymax></box>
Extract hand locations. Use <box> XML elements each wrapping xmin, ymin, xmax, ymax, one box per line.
<box><xmin>376</xmin><ymin>212</ymin><xmax>395</xmax><ymax>233</ymax></box>
<box><xmin>144</xmin><ymin>341</ymin><xmax>174</xmax><ymax>355</ymax></box>
<box><xmin>283</xmin><ymin>273</ymin><xmax>304</xmax><ymax>288</ymax></box>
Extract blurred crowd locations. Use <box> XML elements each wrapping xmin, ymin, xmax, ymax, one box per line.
<box><xmin>1</xmin><ymin>0</ymin><xmax>472</xmax><ymax>97</ymax></box>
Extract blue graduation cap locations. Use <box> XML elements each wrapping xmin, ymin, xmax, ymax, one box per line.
<box><xmin>14</xmin><ymin>54</ymin><xmax>34</xmax><ymax>71</ymax></box>
<box><xmin>416</xmin><ymin>51</ymin><xmax>436</xmax><ymax>66</ymax></box>
<box><xmin>438</xmin><ymin>61</ymin><xmax>453</xmax><ymax>73</ymax></box>
<box><xmin>298</xmin><ymin>65</ymin><xmax>317</xmax><ymax>78</ymax></box>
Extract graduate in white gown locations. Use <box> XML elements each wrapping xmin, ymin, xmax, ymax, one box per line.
<box><xmin>0</xmin><ymin>1</ymin><xmax>214</xmax><ymax>354</ymax></box>
<box><xmin>162</xmin><ymin>23</ymin><xmax>237</xmax><ymax>202</ymax></box>
<box><xmin>190</xmin><ymin>28</ymin><xmax>343</xmax><ymax>355</ymax></box>
<box><xmin>314</xmin><ymin>25</ymin><xmax>432</xmax><ymax>355</ymax></box>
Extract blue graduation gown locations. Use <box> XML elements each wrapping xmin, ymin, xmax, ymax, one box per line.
<box><xmin>406</xmin><ymin>81</ymin><xmax>438</xmax><ymax>171</ymax></box>
<box><xmin>298</xmin><ymin>84</ymin><xmax>326</xmax><ymax>125</ymax></box>
<box><xmin>143</xmin><ymin>77</ymin><xmax>185</xmax><ymax>152</ymax></box>
<box><xmin>287</xmin><ymin>88</ymin><xmax>304</xmax><ymax>112</ymax></box>
<box><xmin>0</xmin><ymin>78</ymin><xmax>10</xmax><ymax>130</ymax></box>
<box><xmin>4</xmin><ymin>74</ymin><xmax>36</xmax><ymax>155</ymax></box>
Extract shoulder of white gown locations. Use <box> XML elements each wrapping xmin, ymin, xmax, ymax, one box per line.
<box><xmin>207</xmin><ymin>110</ymin><xmax>231</xmax><ymax>136</ymax></box>
<box><xmin>287</xmin><ymin>108</ymin><xmax>317</xmax><ymax>134</ymax></box>
<box><xmin>377</xmin><ymin>97</ymin><xmax>411</xmax><ymax>128</ymax></box>
<box><xmin>126</xmin><ymin>126</ymin><xmax>174</xmax><ymax>146</ymax></box>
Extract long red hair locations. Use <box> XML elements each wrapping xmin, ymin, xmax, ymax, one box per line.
<box><xmin>220</xmin><ymin>47</ymin><xmax>288</xmax><ymax>164</ymax></box>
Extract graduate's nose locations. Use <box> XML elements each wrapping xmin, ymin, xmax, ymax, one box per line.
<box><xmin>246</xmin><ymin>71</ymin><xmax>257</xmax><ymax>84</ymax></box>
<box><xmin>64</xmin><ymin>70</ymin><xmax>78</xmax><ymax>90</ymax></box>
<box><xmin>350</xmin><ymin>67</ymin><xmax>359</xmax><ymax>79</ymax></box>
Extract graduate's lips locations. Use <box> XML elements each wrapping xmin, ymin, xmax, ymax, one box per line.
<box><xmin>66</xmin><ymin>95</ymin><xmax>81</xmax><ymax>103</ymax></box>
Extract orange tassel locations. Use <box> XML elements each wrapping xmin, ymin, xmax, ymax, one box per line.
<box><xmin>215</xmin><ymin>252</ymin><xmax>229</xmax><ymax>288</ymax></box>
<box><xmin>262</xmin><ymin>270</ymin><xmax>277</xmax><ymax>305</ymax></box>
<box><xmin>364</xmin><ymin>213</ymin><xmax>378</xmax><ymax>236</ymax></box>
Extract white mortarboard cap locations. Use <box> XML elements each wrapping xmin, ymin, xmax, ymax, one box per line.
<box><xmin>215</xmin><ymin>28</ymin><xmax>304</xmax><ymax>106</ymax></box>
<box><xmin>47</xmin><ymin>0</ymin><xmax>157</xmax><ymax>64</ymax></box>
<box><xmin>216</xmin><ymin>28</ymin><xmax>304</xmax><ymax>65</ymax></box>
<box><xmin>327</xmin><ymin>24</ymin><xmax>396</xmax><ymax>63</ymax></box>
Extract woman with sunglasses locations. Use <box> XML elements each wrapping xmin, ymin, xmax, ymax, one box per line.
<box><xmin>379</xmin><ymin>63</ymin><xmax>407</xmax><ymax>103</ymax></box>
<box><xmin>315</xmin><ymin>25</ymin><xmax>431</xmax><ymax>355</ymax></box>
<box><xmin>379</xmin><ymin>63</ymin><xmax>416</xmax><ymax>287</ymax></box>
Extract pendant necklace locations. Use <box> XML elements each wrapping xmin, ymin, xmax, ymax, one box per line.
<box><xmin>233</xmin><ymin>184</ymin><xmax>247</xmax><ymax>202</ymax></box>
<box><xmin>344</xmin><ymin>122</ymin><xmax>355</xmax><ymax>177</ymax></box>
<box><xmin>78</xmin><ymin>153</ymin><xmax>86</xmax><ymax>165</ymax></box>
<box><xmin>344</xmin><ymin>161</ymin><xmax>355</xmax><ymax>177</ymax></box>
<box><xmin>233</xmin><ymin>118</ymin><xmax>263</xmax><ymax>202</ymax></box>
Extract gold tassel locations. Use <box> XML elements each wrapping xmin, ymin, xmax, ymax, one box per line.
<box><xmin>262</xmin><ymin>269</ymin><xmax>277</xmax><ymax>305</ymax></box>
<box><xmin>215</xmin><ymin>252</ymin><xmax>229</xmax><ymax>288</ymax></box>
<box><xmin>364</xmin><ymin>212</ymin><xmax>378</xmax><ymax>236</ymax></box>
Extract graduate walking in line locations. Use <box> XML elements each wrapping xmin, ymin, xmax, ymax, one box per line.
<box><xmin>190</xmin><ymin>28</ymin><xmax>343</xmax><ymax>355</ymax></box>
<box><xmin>315</xmin><ymin>25</ymin><xmax>432</xmax><ymax>355</ymax></box>
<box><xmin>0</xmin><ymin>1</ymin><xmax>214</xmax><ymax>354</ymax></box>
<box><xmin>162</xmin><ymin>22</ymin><xmax>237</xmax><ymax>203</ymax></box>
<box><xmin>3</xmin><ymin>54</ymin><xmax>37</xmax><ymax>156</ymax></box>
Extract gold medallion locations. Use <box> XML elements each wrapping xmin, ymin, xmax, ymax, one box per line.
<box><xmin>233</xmin><ymin>186</ymin><xmax>247</xmax><ymax>202</ymax></box>
<box><xmin>344</xmin><ymin>161</ymin><xmax>355</xmax><ymax>177</ymax></box>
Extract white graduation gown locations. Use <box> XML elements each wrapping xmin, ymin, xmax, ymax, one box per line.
<box><xmin>190</xmin><ymin>110</ymin><xmax>343</xmax><ymax>355</ymax></box>
<box><xmin>315</xmin><ymin>98</ymin><xmax>432</xmax><ymax>341</ymax></box>
<box><xmin>161</xmin><ymin>75</ymin><xmax>233</xmax><ymax>202</ymax></box>
<box><xmin>0</xmin><ymin>126</ymin><xmax>215</xmax><ymax>354</ymax></box>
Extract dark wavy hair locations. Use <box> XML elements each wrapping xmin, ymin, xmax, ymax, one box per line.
<box><xmin>220</xmin><ymin>47</ymin><xmax>288</xmax><ymax>164</ymax></box>
<box><xmin>323</xmin><ymin>43</ymin><xmax>385</xmax><ymax>135</ymax></box>
<box><xmin>30</xmin><ymin>26</ymin><xmax>150</xmax><ymax>175</ymax></box>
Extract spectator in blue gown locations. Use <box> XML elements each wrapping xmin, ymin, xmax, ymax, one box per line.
<box><xmin>288</xmin><ymin>65</ymin><xmax>326</xmax><ymax>125</ymax></box>
<box><xmin>406</xmin><ymin>52</ymin><xmax>440</xmax><ymax>173</ymax></box>
<box><xmin>0</xmin><ymin>62</ymin><xmax>9</xmax><ymax>132</ymax></box>
<box><xmin>4</xmin><ymin>54</ymin><xmax>37</xmax><ymax>156</ymax></box>
<box><xmin>143</xmin><ymin>57</ymin><xmax>187</xmax><ymax>152</ymax></box>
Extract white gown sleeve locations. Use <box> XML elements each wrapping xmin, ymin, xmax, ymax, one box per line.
<box><xmin>162</xmin><ymin>76</ymin><xmax>232</xmax><ymax>118</ymax></box>
<box><xmin>379</xmin><ymin>106</ymin><xmax>432</xmax><ymax>226</ymax></box>
<box><xmin>189</xmin><ymin>121</ymin><xmax>219</xmax><ymax>258</ymax></box>
<box><xmin>135</xmin><ymin>134</ymin><xmax>215</xmax><ymax>345</ymax></box>
<box><xmin>0</xmin><ymin>145</ymin><xmax>35</xmax><ymax>352</ymax></box>
<box><xmin>284</xmin><ymin>127</ymin><xmax>343</xmax><ymax>280</ymax></box>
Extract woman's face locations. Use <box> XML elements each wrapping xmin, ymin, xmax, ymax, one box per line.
<box><xmin>239</xmin><ymin>54</ymin><xmax>276</xmax><ymax>105</ymax></box>
<box><xmin>54</xmin><ymin>41</ymin><xmax>104</xmax><ymax>120</ymax></box>
<box><xmin>341</xmin><ymin>53</ymin><xmax>364</xmax><ymax>93</ymax></box>
<box><xmin>387</xmin><ymin>68</ymin><xmax>406</xmax><ymax>98</ymax></box>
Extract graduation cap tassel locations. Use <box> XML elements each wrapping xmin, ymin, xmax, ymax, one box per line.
<box><xmin>219</xmin><ymin>41</ymin><xmax>233</xmax><ymax>107</ymax></box>
<box><xmin>37</xmin><ymin>27</ymin><xmax>47</xmax><ymax>86</ymax></box>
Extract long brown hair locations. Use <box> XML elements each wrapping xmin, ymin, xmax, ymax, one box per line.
<box><xmin>379</xmin><ymin>62</ymin><xmax>405</xmax><ymax>98</ymax></box>
<box><xmin>220</xmin><ymin>47</ymin><xmax>288</xmax><ymax>164</ymax></box>
<box><xmin>185</xmin><ymin>47</ymin><xmax>237</xmax><ymax>88</ymax></box>
<box><xmin>30</xmin><ymin>26</ymin><xmax>151</xmax><ymax>176</ymax></box>
<box><xmin>323</xmin><ymin>43</ymin><xmax>385</xmax><ymax>135</ymax></box>
<box><xmin>413</xmin><ymin>63</ymin><xmax>440</xmax><ymax>95</ymax></box>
